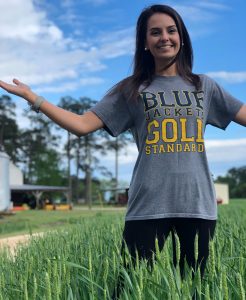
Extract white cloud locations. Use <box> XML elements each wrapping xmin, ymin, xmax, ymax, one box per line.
<box><xmin>94</xmin><ymin>142</ymin><xmax>138</xmax><ymax>167</ymax></box>
<box><xmin>196</xmin><ymin>1</ymin><xmax>229</xmax><ymax>11</ymax></box>
<box><xmin>118</xmin><ymin>144</ymin><xmax>138</xmax><ymax>164</ymax></box>
<box><xmin>97</xmin><ymin>28</ymin><xmax>135</xmax><ymax>58</ymax></box>
<box><xmin>0</xmin><ymin>0</ymin><xmax>133</xmax><ymax>93</ymax></box>
<box><xmin>169</xmin><ymin>1</ymin><xmax>231</xmax><ymax>39</ymax></box>
<box><xmin>92</xmin><ymin>137</ymin><xmax>246</xmax><ymax>183</ymax></box>
<box><xmin>35</xmin><ymin>77</ymin><xmax>104</xmax><ymax>93</ymax></box>
<box><xmin>174</xmin><ymin>5</ymin><xmax>216</xmax><ymax>22</ymax></box>
<box><xmin>0</xmin><ymin>1</ymin><xmax>63</xmax><ymax>43</ymax></box>
<box><xmin>99</xmin><ymin>138</ymin><xmax>246</xmax><ymax>166</ymax></box>
<box><xmin>205</xmin><ymin>138</ymin><xmax>246</xmax><ymax>162</ymax></box>
<box><xmin>173</xmin><ymin>1</ymin><xmax>229</xmax><ymax>23</ymax></box>
<box><xmin>206</xmin><ymin>71</ymin><xmax>246</xmax><ymax>84</ymax></box>
<box><xmin>15</xmin><ymin>104</ymin><xmax>31</xmax><ymax>129</ymax></box>
<box><xmin>205</xmin><ymin>138</ymin><xmax>246</xmax><ymax>148</ymax></box>
<box><xmin>0</xmin><ymin>0</ymin><xmax>243</xmax><ymax>97</ymax></box>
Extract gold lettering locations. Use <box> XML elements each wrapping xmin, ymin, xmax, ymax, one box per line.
<box><xmin>180</xmin><ymin>118</ymin><xmax>195</xmax><ymax>142</ymax></box>
<box><xmin>159</xmin><ymin>144</ymin><xmax>165</xmax><ymax>153</ymax></box>
<box><xmin>153</xmin><ymin>145</ymin><xmax>158</xmax><ymax>154</ymax></box>
<box><xmin>196</xmin><ymin>119</ymin><xmax>204</xmax><ymax>142</ymax></box>
<box><xmin>183</xmin><ymin>143</ymin><xmax>191</xmax><ymax>152</ymax></box>
<box><xmin>162</xmin><ymin>119</ymin><xmax>178</xmax><ymax>142</ymax></box>
<box><xmin>191</xmin><ymin>143</ymin><xmax>196</xmax><ymax>152</ymax></box>
<box><xmin>167</xmin><ymin>144</ymin><xmax>174</xmax><ymax>152</ymax></box>
<box><xmin>146</xmin><ymin>120</ymin><xmax>159</xmax><ymax>144</ymax></box>
<box><xmin>176</xmin><ymin>144</ymin><xmax>182</xmax><ymax>152</ymax></box>
<box><xmin>198</xmin><ymin>143</ymin><xmax>204</xmax><ymax>152</ymax></box>
<box><xmin>145</xmin><ymin>146</ymin><xmax>151</xmax><ymax>155</ymax></box>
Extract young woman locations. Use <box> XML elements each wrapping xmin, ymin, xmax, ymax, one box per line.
<box><xmin>0</xmin><ymin>3</ymin><xmax>245</xmax><ymax>298</ymax></box>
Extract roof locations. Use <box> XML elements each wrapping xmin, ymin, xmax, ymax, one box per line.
<box><xmin>101</xmin><ymin>187</ymin><xmax>129</xmax><ymax>191</ymax></box>
<box><xmin>10</xmin><ymin>184</ymin><xmax>69</xmax><ymax>192</ymax></box>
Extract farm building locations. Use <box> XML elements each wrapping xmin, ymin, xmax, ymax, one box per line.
<box><xmin>9</xmin><ymin>160</ymin><xmax>23</xmax><ymax>185</ymax></box>
<box><xmin>214</xmin><ymin>183</ymin><xmax>229</xmax><ymax>204</ymax></box>
<box><xmin>0</xmin><ymin>150</ymin><xmax>69</xmax><ymax>210</ymax></box>
<box><xmin>0</xmin><ymin>151</ymin><xmax>10</xmax><ymax>211</ymax></box>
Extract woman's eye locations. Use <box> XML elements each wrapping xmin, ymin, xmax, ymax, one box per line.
<box><xmin>168</xmin><ymin>28</ymin><xmax>177</xmax><ymax>34</ymax></box>
<box><xmin>151</xmin><ymin>31</ymin><xmax>160</xmax><ymax>36</ymax></box>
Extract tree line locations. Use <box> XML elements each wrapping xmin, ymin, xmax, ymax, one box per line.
<box><xmin>215</xmin><ymin>166</ymin><xmax>246</xmax><ymax>199</ymax></box>
<box><xmin>0</xmin><ymin>95</ymin><xmax>133</xmax><ymax>205</ymax></box>
<box><xmin>1</xmin><ymin>95</ymin><xmax>245</xmax><ymax>203</ymax></box>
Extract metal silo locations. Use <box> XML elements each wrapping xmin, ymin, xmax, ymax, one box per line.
<box><xmin>0</xmin><ymin>151</ymin><xmax>10</xmax><ymax>211</ymax></box>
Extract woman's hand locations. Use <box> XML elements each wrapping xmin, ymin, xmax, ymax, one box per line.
<box><xmin>0</xmin><ymin>79</ymin><xmax>34</xmax><ymax>100</ymax></box>
<box><xmin>0</xmin><ymin>78</ymin><xmax>104</xmax><ymax>136</ymax></box>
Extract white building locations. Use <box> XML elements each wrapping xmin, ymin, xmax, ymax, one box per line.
<box><xmin>0</xmin><ymin>151</ymin><xmax>10</xmax><ymax>211</ymax></box>
<box><xmin>9</xmin><ymin>161</ymin><xmax>24</xmax><ymax>185</ymax></box>
<box><xmin>214</xmin><ymin>183</ymin><xmax>229</xmax><ymax>204</ymax></box>
<box><xmin>0</xmin><ymin>150</ymin><xmax>69</xmax><ymax>211</ymax></box>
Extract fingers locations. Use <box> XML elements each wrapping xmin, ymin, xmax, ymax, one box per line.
<box><xmin>0</xmin><ymin>79</ymin><xmax>20</xmax><ymax>94</ymax></box>
<box><xmin>0</xmin><ymin>79</ymin><xmax>21</xmax><ymax>87</ymax></box>
<box><xmin>0</xmin><ymin>79</ymin><xmax>30</xmax><ymax>97</ymax></box>
<box><xmin>13</xmin><ymin>78</ymin><xmax>21</xmax><ymax>85</ymax></box>
<box><xmin>0</xmin><ymin>79</ymin><xmax>19</xmax><ymax>90</ymax></box>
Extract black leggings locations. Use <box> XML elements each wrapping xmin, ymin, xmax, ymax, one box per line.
<box><xmin>112</xmin><ymin>218</ymin><xmax>216</xmax><ymax>299</ymax></box>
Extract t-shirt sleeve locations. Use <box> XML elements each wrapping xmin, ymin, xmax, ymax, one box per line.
<box><xmin>90</xmin><ymin>92</ymin><xmax>133</xmax><ymax>137</ymax></box>
<box><xmin>206</xmin><ymin>78</ymin><xmax>244</xmax><ymax>130</ymax></box>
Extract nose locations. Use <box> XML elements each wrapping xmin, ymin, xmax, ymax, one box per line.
<box><xmin>160</xmin><ymin>30</ymin><xmax>169</xmax><ymax>42</ymax></box>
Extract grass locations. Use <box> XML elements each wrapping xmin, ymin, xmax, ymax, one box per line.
<box><xmin>1</xmin><ymin>199</ymin><xmax>244</xmax><ymax>238</ymax></box>
<box><xmin>0</xmin><ymin>200</ymin><xmax>245</xmax><ymax>299</ymax></box>
<box><xmin>0</xmin><ymin>206</ymin><xmax>126</xmax><ymax>238</ymax></box>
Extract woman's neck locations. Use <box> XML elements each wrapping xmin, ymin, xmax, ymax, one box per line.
<box><xmin>155</xmin><ymin>62</ymin><xmax>178</xmax><ymax>77</ymax></box>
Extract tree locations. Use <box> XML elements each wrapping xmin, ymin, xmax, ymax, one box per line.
<box><xmin>19</xmin><ymin>109</ymin><xmax>65</xmax><ymax>186</ymax></box>
<box><xmin>58</xmin><ymin>96</ymin><xmax>112</xmax><ymax>206</ymax></box>
<box><xmin>215</xmin><ymin>166</ymin><xmax>246</xmax><ymax>198</ymax></box>
<box><xmin>104</xmin><ymin>131</ymin><xmax>134</xmax><ymax>202</ymax></box>
<box><xmin>56</xmin><ymin>96</ymin><xmax>76</xmax><ymax>203</ymax></box>
<box><xmin>0</xmin><ymin>95</ymin><xmax>21</xmax><ymax>163</ymax></box>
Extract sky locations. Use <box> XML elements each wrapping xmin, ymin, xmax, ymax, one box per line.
<box><xmin>0</xmin><ymin>0</ymin><xmax>245</xmax><ymax>184</ymax></box>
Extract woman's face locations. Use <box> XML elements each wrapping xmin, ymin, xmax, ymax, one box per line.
<box><xmin>145</xmin><ymin>13</ymin><xmax>181</xmax><ymax>67</ymax></box>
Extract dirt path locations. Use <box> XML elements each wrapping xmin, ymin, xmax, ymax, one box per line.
<box><xmin>0</xmin><ymin>233</ymin><xmax>43</xmax><ymax>255</ymax></box>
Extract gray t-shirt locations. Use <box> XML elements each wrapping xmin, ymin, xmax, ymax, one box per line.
<box><xmin>90</xmin><ymin>75</ymin><xmax>244</xmax><ymax>220</ymax></box>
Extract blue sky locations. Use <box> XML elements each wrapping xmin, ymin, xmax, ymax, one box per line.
<box><xmin>0</xmin><ymin>0</ymin><xmax>245</xmax><ymax>183</ymax></box>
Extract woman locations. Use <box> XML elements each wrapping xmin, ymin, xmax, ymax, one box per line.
<box><xmin>0</xmin><ymin>3</ymin><xmax>245</xmax><ymax>298</ymax></box>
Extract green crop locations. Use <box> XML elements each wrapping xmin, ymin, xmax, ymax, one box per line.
<box><xmin>0</xmin><ymin>201</ymin><xmax>245</xmax><ymax>299</ymax></box>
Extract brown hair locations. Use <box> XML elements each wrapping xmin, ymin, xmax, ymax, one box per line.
<box><xmin>107</xmin><ymin>4</ymin><xmax>201</xmax><ymax>100</ymax></box>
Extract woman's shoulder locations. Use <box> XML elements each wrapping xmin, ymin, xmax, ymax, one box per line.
<box><xmin>197</xmin><ymin>73</ymin><xmax>218</xmax><ymax>88</ymax></box>
<box><xmin>115</xmin><ymin>75</ymin><xmax>134</xmax><ymax>87</ymax></box>
<box><xmin>104</xmin><ymin>75</ymin><xmax>134</xmax><ymax>101</ymax></box>
<box><xmin>197</xmin><ymin>73</ymin><xmax>209</xmax><ymax>80</ymax></box>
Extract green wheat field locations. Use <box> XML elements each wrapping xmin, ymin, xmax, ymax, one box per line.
<box><xmin>0</xmin><ymin>200</ymin><xmax>245</xmax><ymax>300</ymax></box>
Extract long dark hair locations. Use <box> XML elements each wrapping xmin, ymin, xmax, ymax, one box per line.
<box><xmin>107</xmin><ymin>4</ymin><xmax>201</xmax><ymax>100</ymax></box>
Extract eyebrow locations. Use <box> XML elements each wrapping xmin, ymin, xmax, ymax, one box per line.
<box><xmin>149</xmin><ymin>25</ymin><xmax>177</xmax><ymax>30</ymax></box>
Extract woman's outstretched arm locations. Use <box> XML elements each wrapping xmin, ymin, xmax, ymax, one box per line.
<box><xmin>0</xmin><ymin>79</ymin><xmax>104</xmax><ymax>136</ymax></box>
<box><xmin>234</xmin><ymin>105</ymin><xmax>246</xmax><ymax>127</ymax></box>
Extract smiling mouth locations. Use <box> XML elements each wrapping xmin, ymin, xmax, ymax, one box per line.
<box><xmin>157</xmin><ymin>45</ymin><xmax>173</xmax><ymax>49</ymax></box>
